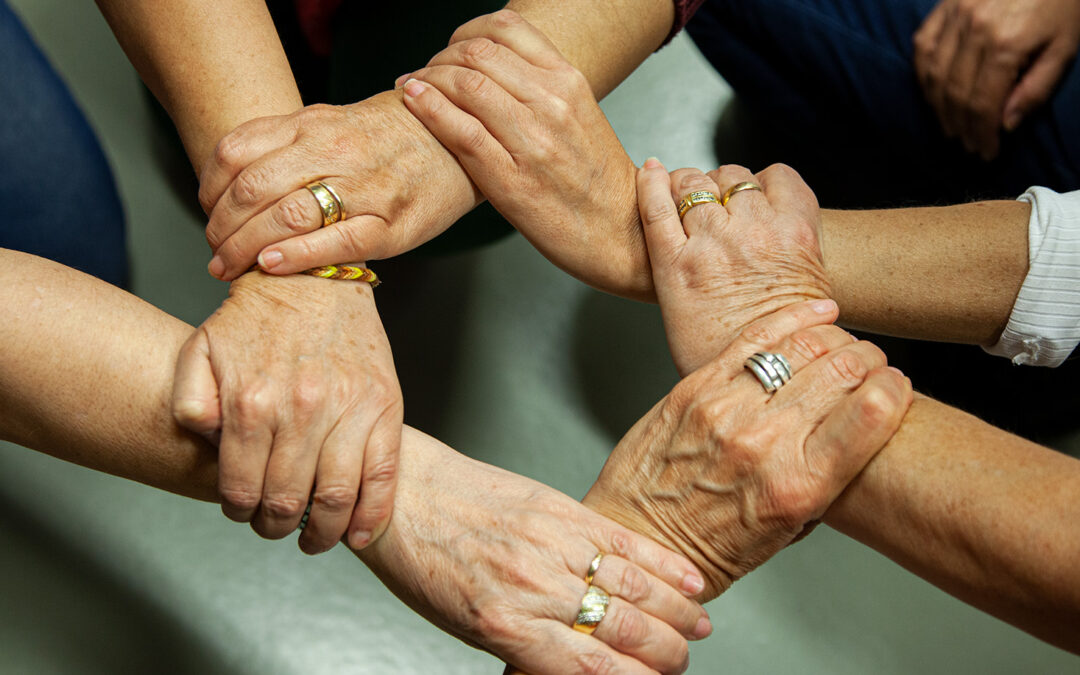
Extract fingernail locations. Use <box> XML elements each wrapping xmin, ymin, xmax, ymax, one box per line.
<box><xmin>682</xmin><ymin>573</ymin><xmax>705</xmax><ymax>595</ymax></box>
<box><xmin>694</xmin><ymin>616</ymin><xmax>713</xmax><ymax>639</ymax></box>
<box><xmin>1004</xmin><ymin>110</ymin><xmax>1022</xmax><ymax>131</ymax></box>
<box><xmin>811</xmin><ymin>299</ymin><xmax>838</xmax><ymax>314</ymax></box>
<box><xmin>208</xmin><ymin>256</ymin><xmax>225</xmax><ymax>279</ymax></box>
<box><xmin>403</xmin><ymin>78</ymin><xmax>426</xmax><ymax>98</ymax></box>
<box><xmin>394</xmin><ymin>73</ymin><xmax>413</xmax><ymax>88</ymax></box>
<box><xmin>258</xmin><ymin>250</ymin><xmax>283</xmax><ymax>270</ymax></box>
<box><xmin>643</xmin><ymin>156</ymin><xmax>664</xmax><ymax>169</ymax></box>
<box><xmin>349</xmin><ymin>530</ymin><xmax>372</xmax><ymax>550</ymax></box>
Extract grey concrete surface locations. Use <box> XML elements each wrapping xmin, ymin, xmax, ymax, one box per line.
<box><xmin>1</xmin><ymin>1</ymin><xmax>1077</xmax><ymax>673</ymax></box>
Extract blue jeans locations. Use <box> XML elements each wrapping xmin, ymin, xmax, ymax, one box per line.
<box><xmin>0</xmin><ymin>0</ymin><xmax>128</xmax><ymax>286</ymax></box>
<box><xmin>687</xmin><ymin>0</ymin><xmax>1080</xmax><ymax>202</ymax></box>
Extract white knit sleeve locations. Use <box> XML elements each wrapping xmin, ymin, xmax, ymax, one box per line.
<box><xmin>983</xmin><ymin>187</ymin><xmax>1080</xmax><ymax>367</ymax></box>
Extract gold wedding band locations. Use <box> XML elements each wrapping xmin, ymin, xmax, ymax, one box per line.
<box><xmin>305</xmin><ymin>181</ymin><xmax>346</xmax><ymax>227</ymax></box>
<box><xmin>584</xmin><ymin>553</ymin><xmax>603</xmax><ymax>585</ymax></box>
<box><xmin>677</xmin><ymin>190</ymin><xmax>721</xmax><ymax>219</ymax></box>
<box><xmin>572</xmin><ymin>585</ymin><xmax>611</xmax><ymax>635</ymax></box>
<box><xmin>721</xmin><ymin>181</ymin><xmax>763</xmax><ymax>207</ymax></box>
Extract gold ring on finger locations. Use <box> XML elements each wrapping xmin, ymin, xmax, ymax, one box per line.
<box><xmin>677</xmin><ymin>190</ymin><xmax>721</xmax><ymax>219</ymax></box>
<box><xmin>720</xmin><ymin>181</ymin><xmax>763</xmax><ymax>207</ymax></box>
<box><xmin>305</xmin><ymin>181</ymin><xmax>346</xmax><ymax>227</ymax></box>
<box><xmin>584</xmin><ymin>552</ymin><xmax>604</xmax><ymax>585</ymax></box>
<box><xmin>572</xmin><ymin>584</ymin><xmax>611</xmax><ymax>635</ymax></box>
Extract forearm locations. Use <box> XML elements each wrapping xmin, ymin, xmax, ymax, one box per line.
<box><xmin>826</xmin><ymin>395</ymin><xmax>1080</xmax><ymax>653</ymax></box>
<box><xmin>94</xmin><ymin>0</ymin><xmax>303</xmax><ymax>171</ymax></box>
<box><xmin>505</xmin><ymin>0</ymin><xmax>674</xmax><ymax>98</ymax></box>
<box><xmin>821</xmin><ymin>201</ymin><xmax>1029</xmax><ymax>344</ymax></box>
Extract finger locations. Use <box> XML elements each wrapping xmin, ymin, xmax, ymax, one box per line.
<box><xmin>708</xmin><ymin>164</ymin><xmax>770</xmax><ymax>218</ymax></box>
<box><xmin>721</xmin><ymin>322</ymin><xmax>858</xmax><ymax>399</ymax></box>
<box><xmin>421</xmin><ymin>38</ymin><xmax>548</xmax><ymax>104</ymax></box>
<box><xmin>589</xmin><ymin>596</ymin><xmax>690</xmax><ymax>673</ymax></box>
<box><xmin>593</xmin><ymin>522</ymin><xmax>706</xmax><ymax>599</ymax></box>
<box><xmin>217</xmin><ymin>381</ymin><xmax>276</xmax><ymax>523</ymax></box>
<box><xmin>753</xmin><ymin>163</ymin><xmax>819</xmax><ymax>225</ymax></box>
<box><xmin>966</xmin><ymin>48</ymin><xmax>1019</xmax><ymax>160</ymax></box>
<box><xmin>252</xmin><ymin>423</ymin><xmax>322</xmax><ymax>539</ymax></box>
<box><xmin>205</xmin><ymin>144</ymin><xmax>325</xmax><ymax>261</ymax></box>
<box><xmin>669</xmin><ymin>167</ymin><xmax>727</xmax><ymax>237</ymax></box>
<box><xmin>407</xmin><ymin>65</ymin><xmax>535</xmax><ymax>156</ymax></box>
<box><xmin>771</xmin><ymin>340</ymin><xmax>890</xmax><ymax>421</ymax></box>
<box><xmin>346</xmin><ymin>402</ymin><xmax>403</xmax><ymax>550</ymax></box>
<box><xmin>212</xmin><ymin>185</ymin><xmax>330</xmax><ymax>280</ymax></box>
<box><xmin>507</xmin><ymin>621</ymin><xmax>656</xmax><ymax>675</ymax></box>
<box><xmin>913</xmin><ymin>3</ymin><xmax>949</xmax><ymax>91</ymax></box>
<box><xmin>447</xmin><ymin>10</ymin><xmax>566</xmax><ymax>71</ymax></box>
<box><xmin>941</xmin><ymin>15</ymin><xmax>981</xmax><ymax>141</ymax></box>
<box><xmin>401</xmin><ymin>76</ymin><xmax>517</xmax><ymax>189</ymax></box>
<box><xmin>257</xmin><ymin>213</ymin><xmax>392</xmax><ymax>273</ymax></box>
<box><xmin>199</xmin><ymin>115</ymin><xmax>299</xmax><ymax>215</ymax></box>
<box><xmin>805</xmin><ymin>367</ymin><xmax>913</xmax><ymax>502</ymax></box>
<box><xmin>590</xmin><ymin>555</ymin><xmax>710</xmax><ymax>641</ymax></box>
<box><xmin>297</xmin><ymin>424</ymin><xmax>364</xmax><ymax>555</ymax></box>
<box><xmin>637</xmin><ymin>158</ymin><xmax>686</xmax><ymax>270</ymax></box>
<box><xmin>701</xmin><ymin>299</ymin><xmax>842</xmax><ymax>379</ymax></box>
<box><xmin>924</xmin><ymin>11</ymin><xmax>964</xmax><ymax>135</ymax></box>
<box><xmin>172</xmin><ymin>329</ymin><xmax>222</xmax><ymax>441</ymax></box>
<box><xmin>1003</xmin><ymin>43</ymin><xmax>1075</xmax><ymax>131</ymax></box>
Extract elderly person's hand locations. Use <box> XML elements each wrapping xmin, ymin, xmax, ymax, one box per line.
<box><xmin>913</xmin><ymin>0</ymin><xmax>1080</xmax><ymax>160</ymax></box>
<box><xmin>172</xmin><ymin>272</ymin><xmax>402</xmax><ymax>554</ymax></box>
<box><xmin>198</xmin><ymin>90</ymin><xmax>479</xmax><ymax>280</ymax></box>
<box><xmin>638</xmin><ymin>160</ymin><xmax>830</xmax><ymax>376</ymax></box>
<box><xmin>399</xmin><ymin>11</ymin><xmax>651</xmax><ymax>300</ymax></box>
<box><xmin>583</xmin><ymin>301</ymin><xmax>913</xmax><ymax>600</ymax></box>
<box><xmin>363</xmin><ymin>427</ymin><xmax>711</xmax><ymax>675</ymax></box>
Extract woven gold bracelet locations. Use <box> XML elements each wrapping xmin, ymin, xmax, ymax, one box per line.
<box><xmin>300</xmin><ymin>264</ymin><xmax>381</xmax><ymax>287</ymax></box>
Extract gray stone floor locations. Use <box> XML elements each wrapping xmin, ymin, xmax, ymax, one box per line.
<box><xmin>1</xmin><ymin>1</ymin><xmax>1076</xmax><ymax>673</ymax></box>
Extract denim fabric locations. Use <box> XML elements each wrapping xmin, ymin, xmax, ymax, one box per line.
<box><xmin>687</xmin><ymin>0</ymin><xmax>1080</xmax><ymax>200</ymax></box>
<box><xmin>0</xmin><ymin>0</ymin><xmax>128</xmax><ymax>286</ymax></box>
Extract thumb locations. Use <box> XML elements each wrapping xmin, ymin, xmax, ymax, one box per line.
<box><xmin>1003</xmin><ymin>42</ymin><xmax>1075</xmax><ymax>131</ymax></box>
<box><xmin>172</xmin><ymin>329</ymin><xmax>222</xmax><ymax>441</ymax></box>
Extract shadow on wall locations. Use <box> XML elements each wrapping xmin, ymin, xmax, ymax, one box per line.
<box><xmin>570</xmin><ymin>290</ymin><xmax>679</xmax><ymax>446</ymax></box>
<box><xmin>0</xmin><ymin>490</ymin><xmax>230</xmax><ymax>675</ymax></box>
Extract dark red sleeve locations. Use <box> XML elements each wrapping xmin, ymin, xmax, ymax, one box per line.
<box><xmin>664</xmin><ymin>0</ymin><xmax>707</xmax><ymax>46</ymax></box>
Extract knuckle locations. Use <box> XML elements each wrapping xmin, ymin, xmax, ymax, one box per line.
<box><xmin>739</xmin><ymin>319</ymin><xmax>783</xmax><ymax>350</ymax></box>
<box><xmin>290</xmin><ymin>376</ymin><xmax>326</xmax><ymax>416</ymax></box>
<box><xmin>489</xmin><ymin>8</ymin><xmax>524</xmax><ymax>29</ymax></box>
<box><xmin>460</xmin><ymin>118</ymin><xmax>491</xmax><ymax>155</ymax></box>
<box><xmin>857</xmin><ymin>381</ymin><xmax>901</xmax><ymax>426</ymax></box>
<box><xmin>545</xmin><ymin>95</ymin><xmax>573</xmax><ymax>124</ymax></box>
<box><xmin>363</xmin><ymin>451</ymin><xmax>399</xmax><ymax>487</ymax></box>
<box><xmin>234</xmin><ymin>385</ymin><xmax>274</xmax><ymax>427</ymax></box>
<box><xmin>218</xmin><ymin>485</ymin><xmax>261</xmax><ymax>512</ymax></box>
<box><xmin>769</xmin><ymin>479</ymin><xmax>823</xmax><ymax>529</ymax></box>
<box><xmin>313</xmin><ymin>483</ymin><xmax>358</xmax><ymax>513</ymax></box>
<box><xmin>276</xmin><ymin>193</ymin><xmax>316</xmax><ymax>235</ymax></box>
<box><xmin>687</xmin><ymin>398</ymin><xmax>727</xmax><ymax>442</ymax></box>
<box><xmin>573</xmin><ymin>650</ymin><xmax>617</xmax><ymax>675</ymax></box>
<box><xmin>452</xmin><ymin>67</ymin><xmax>489</xmax><ymax>96</ymax></box>
<box><xmin>460</xmin><ymin>37</ymin><xmax>499</xmax><ymax>65</ymax></box>
<box><xmin>612</xmin><ymin>606</ymin><xmax>649</xmax><ymax>648</ymax></box>
<box><xmin>607</xmin><ymin>529</ymin><xmax>633</xmax><ymax>559</ymax></box>
<box><xmin>828</xmin><ymin>350</ymin><xmax>870</xmax><ymax>386</ymax></box>
<box><xmin>212</xmin><ymin>134</ymin><xmax>246</xmax><ymax>174</ymax></box>
<box><xmin>230</xmin><ymin>165</ymin><xmax>269</xmax><ymax>208</ymax></box>
<box><xmin>261</xmin><ymin>492</ymin><xmax>309</xmax><ymax>520</ymax></box>
<box><xmin>787</xmin><ymin>329</ymin><xmax>830</xmax><ymax>364</ymax></box>
<box><xmin>642</xmin><ymin>199</ymin><xmax>678</xmax><ymax>227</ymax></box>
<box><xmin>617</xmin><ymin>565</ymin><xmax>651</xmax><ymax>604</ymax></box>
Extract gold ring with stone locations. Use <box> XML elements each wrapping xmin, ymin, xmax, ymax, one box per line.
<box><xmin>572</xmin><ymin>585</ymin><xmax>611</xmax><ymax>635</ymax></box>
<box><xmin>677</xmin><ymin>190</ymin><xmax>721</xmax><ymax>219</ymax></box>
<box><xmin>720</xmin><ymin>181</ymin><xmax>763</xmax><ymax>207</ymax></box>
<box><xmin>305</xmin><ymin>181</ymin><xmax>346</xmax><ymax>227</ymax></box>
<box><xmin>584</xmin><ymin>553</ymin><xmax>604</xmax><ymax>586</ymax></box>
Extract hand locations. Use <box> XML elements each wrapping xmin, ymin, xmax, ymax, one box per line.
<box><xmin>913</xmin><ymin>0</ymin><xmax>1080</xmax><ymax>160</ymax></box>
<box><xmin>399</xmin><ymin>11</ymin><xmax>651</xmax><ymax>300</ymax></box>
<box><xmin>583</xmin><ymin>301</ymin><xmax>913</xmax><ymax>600</ymax></box>
<box><xmin>363</xmin><ymin>427</ymin><xmax>712</xmax><ymax>675</ymax></box>
<box><xmin>199</xmin><ymin>90</ymin><xmax>479</xmax><ymax>281</ymax></box>
<box><xmin>638</xmin><ymin>160</ymin><xmax>830</xmax><ymax>376</ymax></box>
<box><xmin>172</xmin><ymin>272</ymin><xmax>403</xmax><ymax>554</ymax></box>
